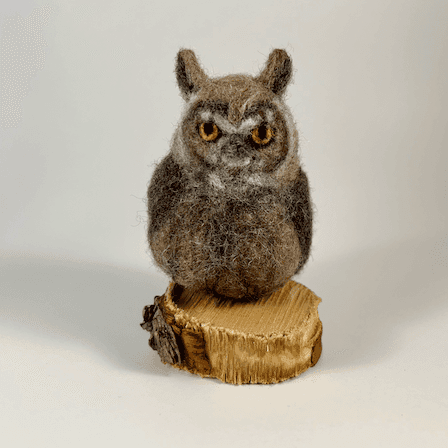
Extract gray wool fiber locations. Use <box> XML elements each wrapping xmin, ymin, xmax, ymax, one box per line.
<box><xmin>147</xmin><ymin>49</ymin><xmax>314</xmax><ymax>301</ymax></box>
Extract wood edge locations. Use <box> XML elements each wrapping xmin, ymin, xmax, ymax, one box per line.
<box><xmin>169</xmin><ymin>362</ymin><xmax>312</xmax><ymax>385</ymax></box>
<box><xmin>310</xmin><ymin>321</ymin><xmax>323</xmax><ymax>367</ymax></box>
<box><xmin>160</xmin><ymin>284</ymin><xmax>212</xmax><ymax>375</ymax></box>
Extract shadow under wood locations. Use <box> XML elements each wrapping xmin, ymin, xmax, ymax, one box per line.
<box><xmin>296</xmin><ymin>233</ymin><xmax>448</xmax><ymax>374</ymax></box>
<box><xmin>0</xmin><ymin>252</ymin><xmax>173</xmax><ymax>375</ymax></box>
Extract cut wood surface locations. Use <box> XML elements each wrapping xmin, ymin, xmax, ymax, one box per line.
<box><xmin>141</xmin><ymin>280</ymin><xmax>323</xmax><ymax>385</ymax></box>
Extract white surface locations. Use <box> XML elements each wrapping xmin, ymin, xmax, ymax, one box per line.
<box><xmin>1</xmin><ymin>0</ymin><xmax>447</xmax><ymax>446</ymax></box>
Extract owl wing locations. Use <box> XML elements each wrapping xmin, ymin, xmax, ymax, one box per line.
<box><xmin>147</xmin><ymin>153</ymin><xmax>186</xmax><ymax>241</ymax></box>
<box><xmin>284</xmin><ymin>167</ymin><xmax>314</xmax><ymax>274</ymax></box>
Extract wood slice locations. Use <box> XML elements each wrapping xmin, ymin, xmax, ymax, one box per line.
<box><xmin>141</xmin><ymin>280</ymin><xmax>322</xmax><ymax>385</ymax></box>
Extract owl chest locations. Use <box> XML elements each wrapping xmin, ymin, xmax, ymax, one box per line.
<box><xmin>175</xmin><ymin>189</ymin><xmax>296</xmax><ymax>256</ymax></box>
<box><xmin>150</xmin><ymin>181</ymin><xmax>302</xmax><ymax>298</ymax></box>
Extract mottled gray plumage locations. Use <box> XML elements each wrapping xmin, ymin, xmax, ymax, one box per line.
<box><xmin>147</xmin><ymin>49</ymin><xmax>314</xmax><ymax>300</ymax></box>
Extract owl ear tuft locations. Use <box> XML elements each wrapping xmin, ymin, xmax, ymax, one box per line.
<box><xmin>255</xmin><ymin>49</ymin><xmax>292</xmax><ymax>96</ymax></box>
<box><xmin>175</xmin><ymin>49</ymin><xmax>208</xmax><ymax>101</ymax></box>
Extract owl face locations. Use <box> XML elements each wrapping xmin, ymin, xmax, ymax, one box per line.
<box><xmin>180</xmin><ymin>76</ymin><xmax>290</xmax><ymax>177</ymax></box>
<box><xmin>172</xmin><ymin>49</ymin><xmax>300</xmax><ymax>190</ymax></box>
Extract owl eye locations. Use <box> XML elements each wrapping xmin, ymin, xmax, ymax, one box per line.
<box><xmin>252</xmin><ymin>124</ymin><xmax>274</xmax><ymax>145</ymax></box>
<box><xmin>199</xmin><ymin>122</ymin><xmax>219</xmax><ymax>142</ymax></box>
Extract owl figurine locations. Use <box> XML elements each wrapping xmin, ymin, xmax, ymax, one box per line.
<box><xmin>147</xmin><ymin>49</ymin><xmax>313</xmax><ymax>301</ymax></box>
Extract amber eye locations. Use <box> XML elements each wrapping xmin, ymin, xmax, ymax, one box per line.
<box><xmin>252</xmin><ymin>124</ymin><xmax>273</xmax><ymax>145</ymax></box>
<box><xmin>199</xmin><ymin>122</ymin><xmax>219</xmax><ymax>141</ymax></box>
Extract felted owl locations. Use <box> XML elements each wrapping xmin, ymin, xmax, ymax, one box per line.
<box><xmin>147</xmin><ymin>49</ymin><xmax>313</xmax><ymax>301</ymax></box>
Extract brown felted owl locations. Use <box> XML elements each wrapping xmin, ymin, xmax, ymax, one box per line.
<box><xmin>147</xmin><ymin>49</ymin><xmax>314</xmax><ymax>301</ymax></box>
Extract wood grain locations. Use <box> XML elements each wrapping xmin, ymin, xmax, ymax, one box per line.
<box><xmin>142</xmin><ymin>280</ymin><xmax>322</xmax><ymax>385</ymax></box>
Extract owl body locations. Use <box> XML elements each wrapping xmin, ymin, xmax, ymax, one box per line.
<box><xmin>147</xmin><ymin>50</ymin><xmax>313</xmax><ymax>300</ymax></box>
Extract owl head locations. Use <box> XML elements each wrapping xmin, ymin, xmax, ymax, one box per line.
<box><xmin>171</xmin><ymin>49</ymin><xmax>301</xmax><ymax>191</ymax></box>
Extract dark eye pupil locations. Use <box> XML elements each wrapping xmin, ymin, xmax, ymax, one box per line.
<box><xmin>203</xmin><ymin>122</ymin><xmax>214</xmax><ymax>135</ymax></box>
<box><xmin>258</xmin><ymin>125</ymin><xmax>267</xmax><ymax>140</ymax></box>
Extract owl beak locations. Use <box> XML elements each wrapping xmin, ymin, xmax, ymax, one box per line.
<box><xmin>223</xmin><ymin>134</ymin><xmax>250</xmax><ymax>158</ymax></box>
<box><xmin>221</xmin><ymin>135</ymin><xmax>251</xmax><ymax>170</ymax></box>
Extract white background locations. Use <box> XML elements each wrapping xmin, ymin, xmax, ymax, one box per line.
<box><xmin>1</xmin><ymin>0</ymin><xmax>447</xmax><ymax>446</ymax></box>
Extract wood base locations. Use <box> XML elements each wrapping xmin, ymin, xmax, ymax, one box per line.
<box><xmin>141</xmin><ymin>280</ymin><xmax>322</xmax><ymax>385</ymax></box>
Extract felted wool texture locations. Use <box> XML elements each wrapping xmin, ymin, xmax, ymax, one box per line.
<box><xmin>147</xmin><ymin>49</ymin><xmax>314</xmax><ymax>300</ymax></box>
